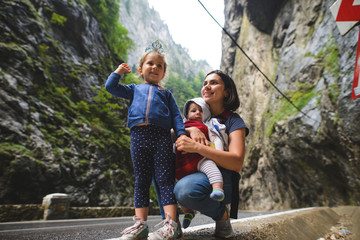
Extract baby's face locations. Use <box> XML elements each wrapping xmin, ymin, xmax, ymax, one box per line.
<box><xmin>187</xmin><ymin>102</ymin><xmax>203</xmax><ymax>122</ymax></box>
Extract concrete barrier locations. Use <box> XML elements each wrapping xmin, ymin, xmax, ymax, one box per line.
<box><xmin>0</xmin><ymin>204</ymin><xmax>161</xmax><ymax>222</ymax></box>
<box><xmin>231</xmin><ymin>207</ymin><xmax>339</xmax><ymax>240</ymax></box>
<box><xmin>0</xmin><ymin>204</ymin><xmax>44</xmax><ymax>222</ymax></box>
<box><xmin>182</xmin><ymin>206</ymin><xmax>360</xmax><ymax>240</ymax></box>
<box><xmin>42</xmin><ymin>193</ymin><xmax>70</xmax><ymax>220</ymax></box>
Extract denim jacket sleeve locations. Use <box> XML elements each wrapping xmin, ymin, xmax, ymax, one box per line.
<box><xmin>167</xmin><ymin>90</ymin><xmax>186</xmax><ymax>137</ymax></box>
<box><xmin>105</xmin><ymin>72</ymin><xmax>135</xmax><ymax>100</ymax></box>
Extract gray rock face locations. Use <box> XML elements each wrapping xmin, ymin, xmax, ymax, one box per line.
<box><xmin>0</xmin><ymin>0</ymin><xmax>212</xmax><ymax>207</ymax></box>
<box><xmin>0</xmin><ymin>0</ymin><xmax>132</xmax><ymax>206</ymax></box>
<box><xmin>243</xmin><ymin>0</ymin><xmax>287</xmax><ymax>34</ymax></box>
<box><xmin>222</xmin><ymin>0</ymin><xmax>360</xmax><ymax>210</ymax></box>
<box><xmin>221</xmin><ymin>0</ymin><xmax>243</xmax><ymax>75</ymax></box>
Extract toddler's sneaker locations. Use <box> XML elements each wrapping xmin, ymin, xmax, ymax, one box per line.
<box><xmin>182</xmin><ymin>210</ymin><xmax>195</xmax><ymax>229</ymax></box>
<box><xmin>148</xmin><ymin>213</ymin><xmax>179</xmax><ymax>240</ymax></box>
<box><xmin>119</xmin><ymin>216</ymin><xmax>148</xmax><ymax>240</ymax></box>
<box><xmin>210</xmin><ymin>188</ymin><xmax>225</xmax><ymax>201</ymax></box>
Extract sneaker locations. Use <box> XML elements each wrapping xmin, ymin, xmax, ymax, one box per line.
<box><xmin>182</xmin><ymin>210</ymin><xmax>195</xmax><ymax>229</ymax></box>
<box><xmin>214</xmin><ymin>208</ymin><xmax>234</xmax><ymax>239</ymax></box>
<box><xmin>148</xmin><ymin>213</ymin><xmax>179</xmax><ymax>240</ymax></box>
<box><xmin>119</xmin><ymin>216</ymin><xmax>148</xmax><ymax>240</ymax></box>
<box><xmin>210</xmin><ymin>189</ymin><xmax>225</xmax><ymax>202</ymax></box>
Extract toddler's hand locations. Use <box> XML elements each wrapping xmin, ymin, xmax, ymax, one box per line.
<box><xmin>115</xmin><ymin>63</ymin><xmax>131</xmax><ymax>75</ymax></box>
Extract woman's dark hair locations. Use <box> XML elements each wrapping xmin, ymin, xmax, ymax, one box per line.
<box><xmin>206</xmin><ymin>70</ymin><xmax>240</xmax><ymax>111</ymax></box>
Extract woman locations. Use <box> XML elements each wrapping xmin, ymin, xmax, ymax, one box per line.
<box><xmin>175</xmin><ymin>70</ymin><xmax>249</xmax><ymax>238</ymax></box>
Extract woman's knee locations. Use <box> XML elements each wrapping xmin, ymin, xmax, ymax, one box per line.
<box><xmin>174</xmin><ymin>173</ymin><xmax>211</xmax><ymax>203</ymax></box>
<box><xmin>174</xmin><ymin>177</ymin><xmax>191</xmax><ymax>202</ymax></box>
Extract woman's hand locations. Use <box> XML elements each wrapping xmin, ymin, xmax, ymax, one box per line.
<box><xmin>178</xmin><ymin>128</ymin><xmax>246</xmax><ymax>172</ymax></box>
<box><xmin>186</xmin><ymin>127</ymin><xmax>209</xmax><ymax>146</ymax></box>
<box><xmin>176</xmin><ymin>135</ymin><xmax>199</xmax><ymax>153</ymax></box>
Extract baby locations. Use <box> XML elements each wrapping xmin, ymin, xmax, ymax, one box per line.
<box><xmin>176</xmin><ymin>97</ymin><xmax>228</xmax><ymax>228</ymax></box>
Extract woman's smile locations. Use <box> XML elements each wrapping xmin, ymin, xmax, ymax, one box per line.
<box><xmin>202</xmin><ymin>91</ymin><xmax>213</xmax><ymax>98</ymax></box>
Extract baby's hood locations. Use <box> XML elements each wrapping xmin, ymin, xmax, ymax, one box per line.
<box><xmin>183</xmin><ymin>97</ymin><xmax>211</xmax><ymax>122</ymax></box>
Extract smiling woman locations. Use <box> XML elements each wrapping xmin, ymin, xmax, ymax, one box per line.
<box><xmin>174</xmin><ymin>69</ymin><xmax>249</xmax><ymax>238</ymax></box>
<box><xmin>147</xmin><ymin>0</ymin><xmax>224</xmax><ymax>69</ymax></box>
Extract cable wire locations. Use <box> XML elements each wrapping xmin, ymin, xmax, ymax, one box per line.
<box><xmin>197</xmin><ymin>0</ymin><xmax>318</xmax><ymax>121</ymax></box>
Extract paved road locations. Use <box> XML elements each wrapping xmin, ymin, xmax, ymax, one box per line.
<box><xmin>0</xmin><ymin>211</ymin><xmax>274</xmax><ymax>240</ymax></box>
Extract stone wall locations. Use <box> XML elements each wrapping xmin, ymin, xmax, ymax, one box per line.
<box><xmin>0</xmin><ymin>205</ymin><xmax>161</xmax><ymax>222</ymax></box>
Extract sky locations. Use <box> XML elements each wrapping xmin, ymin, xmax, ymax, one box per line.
<box><xmin>147</xmin><ymin>0</ymin><xmax>225</xmax><ymax>69</ymax></box>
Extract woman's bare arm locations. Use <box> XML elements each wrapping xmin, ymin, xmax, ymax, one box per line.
<box><xmin>176</xmin><ymin>128</ymin><xmax>246</xmax><ymax>172</ymax></box>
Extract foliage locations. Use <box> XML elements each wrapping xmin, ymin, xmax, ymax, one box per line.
<box><xmin>123</xmin><ymin>72</ymin><xmax>141</xmax><ymax>85</ymax></box>
<box><xmin>0</xmin><ymin>142</ymin><xmax>35</xmax><ymax>160</ymax></box>
<box><xmin>50</xmin><ymin>12</ymin><xmax>67</xmax><ymax>26</ymax></box>
<box><xmin>305</xmin><ymin>37</ymin><xmax>340</xmax><ymax>77</ymax></box>
<box><xmin>85</xmin><ymin>0</ymin><xmax>133</xmax><ymax>60</ymax></box>
<box><xmin>38</xmin><ymin>44</ymin><xmax>50</xmax><ymax>58</ymax></box>
<box><xmin>165</xmin><ymin>71</ymin><xmax>205</xmax><ymax>114</ymax></box>
<box><xmin>265</xmin><ymin>85</ymin><xmax>316</xmax><ymax>137</ymax></box>
<box><xmin>316</xmin><ymin>38</ymin><xmax>340</xmax><ymax>77</ymax></box>
<box><xmin>34</xmin><ymin>78</ymin><xmax>131</xmax><ymax>153</ymax></box>
<box><xmin>305</xmin><ymin>38</ymin><xmax>340</xmax><ymax>105</ymax></box>
<box><xmin>328</xmin><ymin>82</ymin><xmax>340</xmax><ymax>105</ymax></box>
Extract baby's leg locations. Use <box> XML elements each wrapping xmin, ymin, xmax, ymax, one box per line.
<box><xmin>212</xmin><ymin>182</ymin><xmax>224</xmax><ymax>192</ymax></box>
<box><xmin>198</xmin><ymin>159</ymin><xmax>225</xmax><ymax>201</ymax></box>
<box><xmin>180</xmin><ymin>205</ymin><xmax>195</xmax><ymax>229</ymax></box>
<box><xmin>180</xmin><ymin>205</ymin><xmax>191</xmax><ymax>213</ymax></box>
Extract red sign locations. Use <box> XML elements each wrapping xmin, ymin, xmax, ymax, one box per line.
<box><xmin>352</xmin><ymin>27</ymin><xmax>360</xmax><ymax>100</ymax></box>
<box><xmin>330</xmin><ymin>0</ymin><xmax>360</xmax><ymax>35</ymax></box>
<box><xmin>336</xmin><ymin>0</ymin><xmax>360</xmax><ymax>21</ymax></box>
<box><xmin>331</xmin><ymin>0</ymin><xmax>360</xmax><ymax>99</ymax></box>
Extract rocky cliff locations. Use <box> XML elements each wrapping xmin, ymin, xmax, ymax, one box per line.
<box><xmin>0</xmin><ymin>0</ymin><xmax>209</xmax><ymax>206</ymax></box>
<box><xmin>222</xmin><ymin>0</ymin><xmax>360</xmax><ymax>210</ymax></box>
<box><xmin>0</xmin><ymin>0</ymin><xmax>135</xmax><ymax>206</ymax></box>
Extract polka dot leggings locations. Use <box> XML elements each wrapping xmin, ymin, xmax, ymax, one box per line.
<box><xmin>130</xmin><ymin>125</ymin><xmax>176</xmax><ymax>208</ymax></box>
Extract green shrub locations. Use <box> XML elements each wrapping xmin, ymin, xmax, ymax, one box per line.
<box><xmin>265</xmin><ymin>86</ymin><xmax>316</xmax><ymax>137</ymax></box>
<box><xmin>165</xmin><ymin>71</ymin><xmax>205</xmax><ymax>114</ymax></box>
<box><xmin>50</xmin><ymin>12</ymin><xmax>67</xmax><ymax>26</ymax></box>
<box><xmin>85</xmin><ymin>0</ymin><xmax>133</xmax><ymax>60</ymax></box>
<box><xmin>305</xmin><ymin>37</ymin><xmax>340</xmax><ymax>77</ymax></box>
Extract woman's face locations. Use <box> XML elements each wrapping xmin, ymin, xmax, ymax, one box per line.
<box><xmin>201</xmin><ymin>73</ymin><xmax>228</xmax><ymax>106</ymax></box>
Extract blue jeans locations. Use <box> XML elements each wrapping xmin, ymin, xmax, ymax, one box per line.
<box><xmin>174</xmin><ymin>168</ymin><xmax>233</xmax><ymax>221</ymax></box>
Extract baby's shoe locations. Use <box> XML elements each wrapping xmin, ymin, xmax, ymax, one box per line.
<box><xmin>210</xmin><ymin>188</ymin><xmax>225</xmax><ymax>201</ymax></box>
